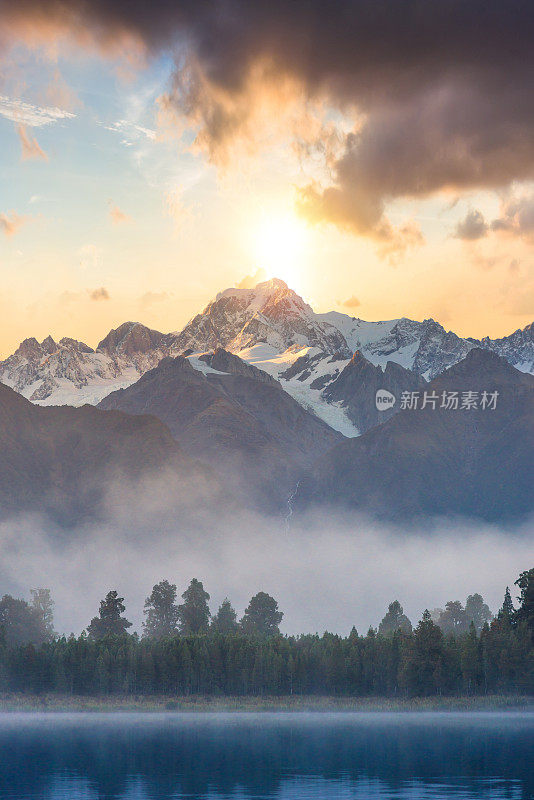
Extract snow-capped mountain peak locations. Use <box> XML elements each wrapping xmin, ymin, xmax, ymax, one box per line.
<box><xmin>174</xmin><ymin>277</ymin><xmax>349</xmax><ymax>355</ymax></box>
<box><xmin>0</xmin><ymin>276</ymin><xmax>532</xmax><ymax>416</ymax></box>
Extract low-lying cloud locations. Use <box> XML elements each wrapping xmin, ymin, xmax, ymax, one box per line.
<box><xmin>0</xmin><ymin>490</ymin><xmax>531</xmax><ymax>637</ymax></box>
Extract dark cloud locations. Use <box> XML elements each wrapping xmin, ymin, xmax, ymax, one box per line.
<box><xmin>454</xmin><ymin>209</ymin><xmax>488</xmax><ymax>241</ymax></box>
<box><xmin>4</xmin><ymin>1</ymin><xmax>534</xmax><ymax>234</ymax></box>
<box><xmin>89</xmin><ymin>287</ymin><xmax>110</xmax><ymax>301</ymax></box>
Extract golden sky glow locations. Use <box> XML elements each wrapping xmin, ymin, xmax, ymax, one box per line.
<box><xmin>0</xmin><ymin>5</ymin><xmax>533</xmax><ymax>357</ymax></box>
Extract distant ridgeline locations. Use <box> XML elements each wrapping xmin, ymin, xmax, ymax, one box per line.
<box><xmin>0</xmin><ymin>571</ymin><xmax>533</xmax><ymax>697</ymax></box>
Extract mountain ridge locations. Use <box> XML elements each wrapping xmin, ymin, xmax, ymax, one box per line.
<box><xmin>1</xmin><ymin>278</ymin><xmax>532</xmax><ymax>428</ymax></box>
<box><xmin>294</xmin><ymin>349</ymin><xmax>534</xmax><ymax>522</ymax></box>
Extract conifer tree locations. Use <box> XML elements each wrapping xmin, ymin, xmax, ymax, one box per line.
<box><xmin>464</xmin><ymin>593</ymin><xmax>493</xmax><ymax>632</ymax></box>
<box><xmin>499</xmin><ymin>586</ymin><xmax>515</xmax><ymax>622</ymax></box>
<box><xmin>87</xmin><ymin>591</ymin><xmax>132</xmax><ymax>640</ymax></box>
<box><xmin>515</xmin><ymin>568</ymin><xmax>534</xmax><ymax>637</ymax></box>
<box><xmin>211</xmin><ymin>598</ymin><xmax>238</xmax><ymax>634</ymax></box>
<box><xmin>241</xmin><ymin>592</ymin><xmax>283</xmax><ymax>638</ymax></box>
<box><xmin>437</xmin><ymin>601</ymin><xmax>467</xmax><ymax>635</ymax></box>
<box><xmin>402</xmin><ymin>610</ymin><xmax>445</xmax><ymax>695</ymax></box>
<box><xmin>178</xmin><ymin>579</ymin><xmax>211</xmax><ymax>634</ymax></box>
<box><xmin>143</xmin><ymin>580</ymin><xmax>180</xmax><ymax>639</ymax></box>
<box><xmin>378</xmin><ymin>600</ymin><xmax>412</xmax><ymax>635</ymax></box>
<box><xmin>30</xmin><ymin>588</ymin><xmax>56</xmax><ymax>641</ymax></box>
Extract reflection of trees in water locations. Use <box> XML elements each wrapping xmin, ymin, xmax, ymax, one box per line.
<box><xmin>0</xmin><ymin>716</ymin><xmax>532</xmax><ymax>800</ymax></box>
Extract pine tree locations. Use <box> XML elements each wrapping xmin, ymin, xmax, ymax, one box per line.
<box><xmin>515</xmin><ymin>568</ymin><xmax>534</xmax><ymax>637</ymax></box>
<box><xmin>498</xmin><ymin>586</ymin><xmax>515</xmax><ymax>623</ymax></box>
<box><xmin>87</xmin><ymin>591</ymin><xmax>132</xmax><ymax>640</ymax></box>
<box><xmin>465</xmin><ymin>593</ymin><xmax>493</xmax><ymax>633</ymax></box>
<box><xmin>241</xmin><ymin>592</ymin><xmax>283</xmax><ymax>638</ymax></box>
<box><xmin>30</xmin><ymin>588</ymin><xmax>56</xmax><ymax>641</ymax></box>
<box><xmin>378</xmin><ymin>600</ymin><xmax>412</xmax><ymax>635</ymax></box>
<box><xmin>402</xmin><ymin>610</ymin><xmax>446</xmax><ymax>695</ymax></box>
<box><xmin>143</xmin><ymin>580</ymin><xmax>180</xmax><ymax>639</ymax></box>
<box><xmin>437</xmin><ymin>601</ymin><xmax>467</xmax><ymax>635</ymax></box>
<box><xmin>460</xmin><ymin>622</ymin><xmax>481</xmax><ymax>693</ymax></box>
<box><xmin>211</xmin><ymin>598</ymin><xmax>238</xmax><ymax>634</ymax></box>
<box><xmin>178</xmin><ymin>579</ymin><xmax>211</xmax><ymax>634</ymax></box>
<box><xmin>0</xmin><ymin>595</ymin><xmax>49</xmax><ymax>647</ymax></box>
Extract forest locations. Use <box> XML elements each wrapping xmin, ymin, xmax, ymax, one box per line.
<box><xmin>0</xmin><ymin>569</ymin><xmax>532</xmax><ymax>698</ymax></box>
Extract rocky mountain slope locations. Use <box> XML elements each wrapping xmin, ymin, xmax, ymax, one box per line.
<box><xmin>294</xmin><ymin>350</ymin><xmax>534</xmax><ymax>522</ymax></box>
<box><xmin>0</xmin><ymin>382</ymin><xmax>222</xmax><ymax>525</ymax></box>
<box><xmin>1</xmin><ymin>278</ymin><xmax>532</xmax><ymax>437</ymax></box>
<box><xmin>98</xmin><ymin>349</ymin><xmax>341</xmax><ymax>512</ymax></box>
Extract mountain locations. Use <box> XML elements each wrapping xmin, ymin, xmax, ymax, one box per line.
<box><xmin>172</xmin><ymin>278</ymin><xmax>350</xmax><ymax>355</ymax></box>
<box><xmin>294</xmin><ymin>349</ymin><xmax>534</xmax><ymax>522</ymax></box>
<box><xmin>0</xmin><ymin>381</ymin><xmax>220</xmax><ymax>525</ymax></box>
<box><xmin>1</xmin><ymin>278</ymin><xmax>532</xmax><ymax>430</ymax></box>
<box><xmin>0</xmin><ymin>323</ymin><xmax>177</xmax><ymax>406</ymax></box>
<box><xmin>321</xmin><ymin>351</ymin><xmax>425</xmax><ymax>433</ymax></box>
<box><xmin>98</xmin><ymin>349</ymin><xmax>342</xmax><ymax>512</ymax></box>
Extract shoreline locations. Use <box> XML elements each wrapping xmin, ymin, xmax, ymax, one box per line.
<box><xmin>0</xmin><ymin>694</ymin><xmax>532</xmax><ymax>714</ymax></box>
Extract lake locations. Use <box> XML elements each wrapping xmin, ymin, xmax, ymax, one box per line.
<box><xmin>0</xmin><ymin>712</ymin><xmax>532</xmax><ymax>799</ymax></box>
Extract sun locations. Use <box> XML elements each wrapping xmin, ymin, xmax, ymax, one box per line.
<box><xmin>252</xmin><ymin>214</ymin><xmax>308</xmax><ymax>289</ymax></box>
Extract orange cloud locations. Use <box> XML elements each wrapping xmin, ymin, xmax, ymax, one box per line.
<box><xmin>342</xmin><ymin>295</ymin><xmax>361</xmax><ymax>309</ymax></box>
<box><xmin>17</xmin><ymin>124</ymin><xmax>48</xmax><ymax>161</ymax></box>
<box><xmin>109</xmin><ymin>203</ymin><xmax>131</xmax><ymax>225</ymax></box>
<box><xmin>0</xmin><ymin>211</ymin><xmax>27</xmax><ymax>236</ymax></box>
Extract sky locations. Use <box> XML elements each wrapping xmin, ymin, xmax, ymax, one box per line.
<box><xmin>0</xmin><ymin>1</ymin><xmax>533</xmax><ymax>358</ymax></box>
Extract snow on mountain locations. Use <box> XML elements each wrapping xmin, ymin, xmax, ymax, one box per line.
<box><xmin>173</xmin><ymin>278</ymin><xmax>350</xmax><ymax>355</ymax></box>
<box><xmin>0</xmin><ymin>277</ymin><xmax>532</xmax><ymax>425</ymax></box>
<box><xmin>479</xmin><ymin>321</ymin><xmax>534</xmax><ymax>374</ymax></box>
<box><xmin>0</xmin><ymin>323</ymin><xmax>176</xmax><ymax>406</ymax></box>
<box><xmin>236</xmin><ymin>343</ymin><xmax>360</xmax><ymax>437</ymax></box>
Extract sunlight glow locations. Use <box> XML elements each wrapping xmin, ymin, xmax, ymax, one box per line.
<box><xmin>252</xmin><ymin>214</ymin><xmax>308</xmax><ymax>289</ymax></box>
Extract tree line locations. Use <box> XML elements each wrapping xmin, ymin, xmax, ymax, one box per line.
<box><xmin>0</xmin><ymin>569</ymin><xmax>532</xmax><ymax>697</ymax></box>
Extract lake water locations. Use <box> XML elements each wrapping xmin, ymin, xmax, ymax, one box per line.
<box><xmin>0</xmin><ymin>712</ymin><xmax>532</xmax><ymax>799</ymax></box>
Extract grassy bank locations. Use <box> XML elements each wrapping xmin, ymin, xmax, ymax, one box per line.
<box><xmin>0</xmin><ymin>694</ymin><xmax>532</xmax><ymax>713</ymax></box>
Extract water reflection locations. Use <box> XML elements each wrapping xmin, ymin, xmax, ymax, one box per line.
<box><xmin>0</xmin><ymin>712</ymin><xmax>532</xmax><ymax>799</ymax></box>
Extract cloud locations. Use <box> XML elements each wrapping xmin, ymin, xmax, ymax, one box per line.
<box><xmin>6</xmin><ymin>1</ymin><xmax>534</xmax><ymax>238</ymax></box>
<box><xmin>104</xmin><ymin>119</ymin><xmax>156</xmax><ymax>145</ymax></box>
<box><xmin>0</xmin><ymin>94</ymin><xmax>76</xmax><ymax>127</ymax></box>
<box><xmin>17</xmin><ymin>124</ymin><xmax>48</xmax><ymax>161</ymax></box>
<box><xmin>491</xmin><ymin>193</ymin><xmax>534</xmax><ymax>240</ymax></box>
<box><xmin>454</xmin><ymin>209</ymin><xmax>489</xmax><ymax>241</ymax></box>
<box><xmin>0</xmin><ymin>211</ymin><xmax>26</xmax><ymax>237</ymax></box>
<box><xmin>342</xmin><ymin>295</ymin><xmax>361</xmax><ymax>309</ymax></box>
<box><xmin>89</xmin><ymin>287</ymin><xmax>110</xmax><ymax>301</ymax></box>
<box><xmin>0</xmin><ymin>500</ymin><xmax>531</xmax><ymax>637</ymax></box>
<box><xmin>45</xmin><ymin>69</ymin><xmax>82</xmax><ymax>112</ymax></box>
<box><xmin>108</xmin><ymin>203</ymin><xmax>131</xmax><ymax>225</ymax></box>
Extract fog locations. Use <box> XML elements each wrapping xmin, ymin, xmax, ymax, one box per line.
<box><xmin>0</xmin><ymin>484</ymin><xmax>532</xmax><ymax>636</ymax></box>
